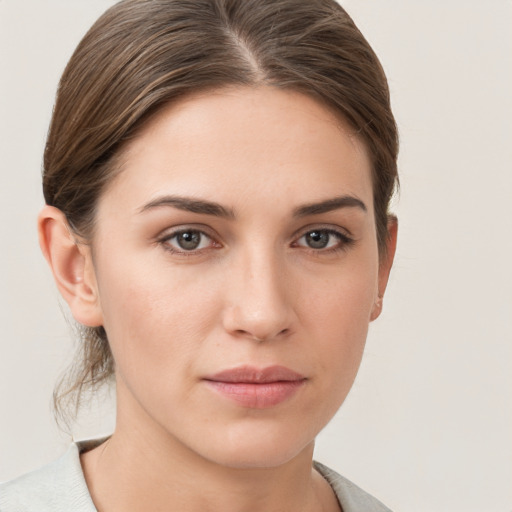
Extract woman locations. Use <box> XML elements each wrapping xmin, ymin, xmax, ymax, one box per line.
<box><xmin>0</xmin><ymin>0</ymin><xmax>398</xmax><ymax>511</ymax></box>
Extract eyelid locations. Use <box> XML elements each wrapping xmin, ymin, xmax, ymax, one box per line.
<box><xmin>291</xmin><ymin>224</ymin><xmax>355</xmax><ymax>252</ymax></box>
<box><xmin>156</xmin><ymin>223</ymin><xmax>218</xmax><ymax>240</ymax></box>
<box><xmin>156</xmin><ymin>224</ymin><xmax>222</xmax><ymax>254</ymax></box>
<box><xmin>155</xmin><ymin>223</ymin><xmax>355</xmax><ymax>256</ymax></box>
<box><xmin>291</xmin><ymin>223</ymin><xmax>353</xmax><ymax>241</ymax></box>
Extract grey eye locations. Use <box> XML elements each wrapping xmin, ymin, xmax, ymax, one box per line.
<box><xmin>303</xmin><ymin>230</ymin><xmax>333</xmax><ymax>249</ymax></box>
<box><xmin>168</xmin><ymin>230</ymin><xmax>210</xmax><ymax>251</ymax></box>
<box><xmin>295</xmin><ymin>229</ymin><xmax>350</xmax><ymax>251</ymax></box>
<box><xmin>176</xmin><ymin>231</ymin><xmax>201</xmax><ymax>250</ymax></box>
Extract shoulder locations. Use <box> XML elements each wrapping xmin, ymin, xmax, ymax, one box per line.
<box><xmin>1</xmin><ymin>445</ymin><xmax>390</xmax><ymax>512</ymax></box>
<box><xmin>0</xmin><ymin>442</ymin><xmax>97</xmax><ymax>512</ymax></box>
<box><xmin>314</xmin><ymin>461</ymin><xmax>392</xmax><ymax>512</ymax></box>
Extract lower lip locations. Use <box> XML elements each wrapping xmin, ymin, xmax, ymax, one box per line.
<box><xmin>204</xmin><ymin>380</ymin><xmax>306</xmax><ymax>408</ymax></box>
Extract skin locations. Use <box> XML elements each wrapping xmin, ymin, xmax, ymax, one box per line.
<box><xmin>39</xmin><ymin>86</ymin><xmax>397</xmax><ymax>512</ymax></box>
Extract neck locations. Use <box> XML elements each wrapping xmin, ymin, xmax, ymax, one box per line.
<box><xmin>79</xmin><ymin>385</ymin><xmax>340</xmax><ymax>512</ymax></box>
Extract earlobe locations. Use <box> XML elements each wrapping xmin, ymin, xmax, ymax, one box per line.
<box><xmin>370</xmin><ymin>295</ymin><xmax>383</xmax><ymax>322</ymax></box>
<box><xmin>38</xmin><ymin>205</ymin><xmax>103</xmax><ymax>327</ymax></box>
<box><xmin>370</xmin><ymin>216</ymin><xmax>398</xmax><ymax>322</ymax></box>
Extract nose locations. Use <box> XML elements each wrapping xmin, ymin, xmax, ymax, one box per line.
<box><xmin>222</xmin><ymin>248</ymin><xmax>296</xmax><ymax>343</ymax></box>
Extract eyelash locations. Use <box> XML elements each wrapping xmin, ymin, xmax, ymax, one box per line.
<box><xmin>158</xmin><ymin>226</ymin><xmax>354</xmax><ymax>256</ymax></box>
<box><xmin>292</xmin><ymin>228</ymin><xmax>355</xmax><ymax>254</ymax></box>
<box><xmin>158</xmin><ymin>228</ymin><xmax>219</xmax><ymax>256</ymax></box>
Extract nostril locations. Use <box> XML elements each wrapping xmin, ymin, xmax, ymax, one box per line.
<box><xmin>235</xmin><ymin>330</ymin><xmax>264</xmax><ymax>342</ymax></box>
<box><xmin>234</xmin><ymin>327</ymin><xmax>291</xmax><ymax>342</ymax></box>
<box><xmin>223</xmin><ymin>297</ymin><xmax>296</xmax><ymax>343</ymax></box>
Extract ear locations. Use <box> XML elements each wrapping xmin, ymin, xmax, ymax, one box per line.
<box><xmin>370</xmin><ymin>216</ymin><xmax>398</xmax><ymax>321</ymax></box>
<box><xmin>38</xmin><ymin>205</ymin><xmax>103</xmax><ymax>327</ymax></box>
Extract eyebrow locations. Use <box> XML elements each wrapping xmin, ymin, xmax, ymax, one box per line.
<box><xmin>139</xmin><ymin>195</ymin><xmax>235</xmax><ymax>219</ymax></box>
<box><xmin>139</xmin><ymin>194</ymin><xmax>366</xmax><ymax>219</ymax></box>
<box><xmin>293</xmin><ymin>195</ymin><xmax>367</xmax><ymax>217</ymax></box>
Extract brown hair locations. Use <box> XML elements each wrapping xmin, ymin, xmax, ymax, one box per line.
<box><xmin>44</xmin><ymin>0</ymin><xmax>399</xmax><ymax>425</ymax></box>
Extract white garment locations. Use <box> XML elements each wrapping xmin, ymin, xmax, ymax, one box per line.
<box><xmin>0</xmin><ymin>439</ymin><xmax>391</xmax><ymax>512</ymax></box>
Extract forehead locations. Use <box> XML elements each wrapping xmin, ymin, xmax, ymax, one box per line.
<box><xmin>101</xmin><ymin>86</ymin><xmax>374</xmax><ymax>217</ymax></box>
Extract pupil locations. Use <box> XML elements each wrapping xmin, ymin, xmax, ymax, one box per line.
<box><xmin>178</xmin><ymin>231</ymin><xmax>201</xmax><ymax>250</ymax></box>
<box><xmin>307</xmin><ymin>231</ymin><xmax>329</xmax><ymax>249</ymax></box>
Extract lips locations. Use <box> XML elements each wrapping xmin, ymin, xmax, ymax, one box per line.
<box><xmin>203</xmin><ymin>365</ymin><xmax>306</xmax><ymax>408</ymax></box>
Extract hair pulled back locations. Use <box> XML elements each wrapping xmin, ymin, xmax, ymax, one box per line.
<box><xmin>44</xmin><ymin>0</ymin><xmax>399</xmax><ymax>425</ymax></box>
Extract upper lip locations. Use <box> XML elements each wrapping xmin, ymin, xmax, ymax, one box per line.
<box><xmin>205</xmin><ymin>365</ymin><xmax>306</xmax><ymax>383</ymax></box>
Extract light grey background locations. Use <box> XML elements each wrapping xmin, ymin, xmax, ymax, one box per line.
<box><xmin>1</xmin><ymin>1</ymin><xmax>511</xmax><ymax>511</ymax></box>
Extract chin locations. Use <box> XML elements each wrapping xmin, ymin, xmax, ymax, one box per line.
<box><xmin>192</xmin><ymin>422</ymin><xmax>317</xmax><ymax>470</ymax></box>
<box><xmin>206</xmin><ymin>444</ymin><xmax>312</xmax><ymax>470</ymax></box>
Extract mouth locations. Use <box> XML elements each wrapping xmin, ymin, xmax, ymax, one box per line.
<box><xmin>203</xmin><ymin>365</ymin><xmax>307</xmax><ymax>408</ymax></box>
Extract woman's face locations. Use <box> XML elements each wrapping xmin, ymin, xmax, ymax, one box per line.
<box><xmin>86</xmin><ymin>86</ymin><xmax>393</xmax><ymax>468</ymax></box>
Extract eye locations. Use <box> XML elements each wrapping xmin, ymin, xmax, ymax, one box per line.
<box><xmin>162</xmin><ymin>229</ymin><xmax>216</xmax><ymax>252</ymax></box>
<box><xmin>295</xmin><ymin>229</ymin><xmax>353</xmax><ymax>251</ymax></box>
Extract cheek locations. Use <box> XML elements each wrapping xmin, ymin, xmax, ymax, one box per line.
<box><xmin>301</xmin><ymin>258</ymin><xmax>378</xmax><ymax>386</ymax></box>
<box><xmin>94</xmin><ymin>254</ymin><xmax>222</xmax><ymax>383</ymax></box>
<box><xmin>304</xmin><ymin>257</ymin><xmax>378</xmax><ymax>336</ymax></box>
